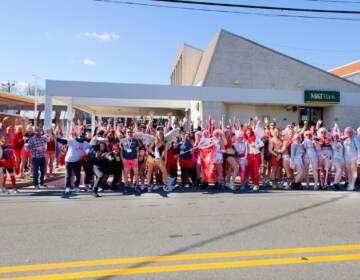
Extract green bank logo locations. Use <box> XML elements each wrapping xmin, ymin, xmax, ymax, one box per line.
<box><xmin>304</xmin><ymin>90</ymin><xmax>340</xmax><ymax>104</ymax></box>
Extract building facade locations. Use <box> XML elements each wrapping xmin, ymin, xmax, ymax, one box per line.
<box><xmin>171</xmin><ymin>30</ymin><xmax>360</xmax><ymax>128</ymax></box>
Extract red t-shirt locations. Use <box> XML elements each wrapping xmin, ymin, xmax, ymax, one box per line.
<box><xmin>13</xmin><ymin>132</ymin><xmax>24</xmax><ymax>151</ymax></box>
<box><xmin>47</xmin><ymin>139</ymin><xmax>56</xmax><ymax>151</ymax></box>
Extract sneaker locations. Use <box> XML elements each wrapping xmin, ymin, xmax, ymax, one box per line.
<box><xmin>163</xmin><ymin>185</ymin><xmax>174</xmax><ymax>192</ymax></box>
<box><xmin>64</xmin><ymin>187</ymin><xmax>70</xmax><ymax>194</ymax></box>
<box><xmin>94</xmin><ymin>193</ymin><xmax>101</xmax><ymax>198</ymax></box>
<box><xmin>98</xmin><ymin>187</ymin><xmax>104</xmax><ymax>193</ymax></box>
<box><xmin>239</xmin><ymin>184</ymin><xmax>246</xmax><ymax>191</ymax></box>
<box><xmin>346</xmin><ymin>184</ymin><xmax>355</xmax><ymax>191</ymax></box>
<box><xmin>314</xmin><ymin>184</ymin><xmax>320</xmax><ymax>191</ymax></box>
<box><xmin>11</xmin><ymin>189</ymin><xmax>19</xmax><ymax>194</ymax></box>
<box><xmin>1</xmin><ymin>188</ymin><xmax>9</xmax><ymax>194</ymax></box>
<box><xmin>75</xmin><ymin>187</ymin><xmax>80</xmax><ymax>193</ymax></box>
<box><xmin>34</xmin><ymin>185</ymin><xmax>40</xmax><ymax>190</ymax></box>
<box><xmin>184</xmin><ymin>184</ymin><xmax>191</xmax><ymax>188</ymax></box>
<box><xmin>226</xmin><ymin>183</ymin><xmax>236</xmax><ymax>191</ymax></box>
<box><xmin>152</xmin><ymin>184</ymin><xmax>162</xmax><ymax>191</ymax></box>
<box><xmin>252</xmin><ymin>185</ymin><xmax>259</xmax><ymax>192</ymax></box>
<box><xmin>40</xmin><ymin>184</ymin><xmax>48</xmax><ymax>188</ymax></box>
<box><xmin>283</xmin><ymin>182</ymin><xmax>291</xmax><ymax>190</ymax></box>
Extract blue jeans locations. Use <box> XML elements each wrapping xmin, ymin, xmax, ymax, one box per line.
<box><xmin>32</xmin><ymin>157</ymin><xmax>46</xmax><ymax>186</ymax></box>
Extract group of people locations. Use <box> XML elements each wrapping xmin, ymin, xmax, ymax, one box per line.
<box><xmin>0</xmin><ymin>117</ymin><xmax>64</xmax><ymax>194</ymax></box>
<box><xmin>1</xmin><ymin>113</ymin><xmax>360</xmax><ymax>196</ymax></box>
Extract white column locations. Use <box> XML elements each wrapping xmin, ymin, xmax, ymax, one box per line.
<box><xmin>44</xmin><ymin>93</ymin><xmax>52</xmax><ymax>129</ymax></box>
<box><xmin>65</xmin><ymin>104</ymin><xmax>74</xmax><ymax>137</ymax></box>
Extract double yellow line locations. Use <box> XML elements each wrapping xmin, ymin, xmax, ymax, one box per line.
<box><xmin>2</xmin><ymin>244</ymin><xmax>360</xmax><ymax>279</ymax></box>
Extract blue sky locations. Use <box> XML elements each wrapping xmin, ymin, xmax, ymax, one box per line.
<box><xmin>1</xmin><ymin>0</ymin><xmax>359</xmax><ymax>88</ymax></box>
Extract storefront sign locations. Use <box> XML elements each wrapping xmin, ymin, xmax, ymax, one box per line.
<box><xmin>304</xmin><ymin>90</ymin><xmax>340</xmax><ymax>104</ymax></box>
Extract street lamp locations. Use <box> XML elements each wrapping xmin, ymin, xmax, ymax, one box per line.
<box><xmin>32</xmin><ymin>74</ymin><xmax>40</xmax><ymax>127</ymax></box>
<box><xmin>0</xmin><ymin>81</ymin><xmax>16</xmax><ymax>93</ymax></box>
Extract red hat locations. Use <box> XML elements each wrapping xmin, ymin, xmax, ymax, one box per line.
<box><xmin>112</xmin><ymin>143</ymin><xmax>120</xmax><ymax>151</ymax></box>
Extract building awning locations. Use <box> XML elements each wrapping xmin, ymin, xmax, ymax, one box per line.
<box><xmin>0</xmin><ymin>91</ymin><xmax>34</xmax><ymax>110</ymax></box>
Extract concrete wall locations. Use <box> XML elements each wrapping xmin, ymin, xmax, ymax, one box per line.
<box><xmin>170</xmin><ymin>44</ymin><xmax>203</xmax><ymax>86</ymax></box>
<box><xmin>194</xmin><ymin>103</ymin><xmax>298</xmax><ymax>128</ymax></box>
<box><xmin>345</xmin><ymin>73</ymin><xmax>360</xmax><ymax>85</ymax></box>
<box><xmin>183</xmin><ymin>45</ymin><xmax>203</xmax><ymax>86</ymax></box>
<box><xmin>201</xmin><ymin>101</ymin><xmax>225</xmax><ymax>123</ymax></box>
<box><xmin>190</xmin><ymin>100</ymin><xmax>201</xmax><ymax>128</ymax></box>
<box><xmin>323</xmin><ymin>106</ymin><xmax>360</xmax><ymax>129</ymax></box>
<box><xmin>226</xmin><ymin>104</ymin><xmax>298</xmax><ymax>128</ymax></box>
<box><xmin>203</xmin><ymin>30</ymin><xmax>360</xmax><ymax>93</ymax></box>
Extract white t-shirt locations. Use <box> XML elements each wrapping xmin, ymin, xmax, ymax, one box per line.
<box><xmin>65</xmin><ymin>139</ymin><xmax>90</xmax><ymax>163</ymax></box>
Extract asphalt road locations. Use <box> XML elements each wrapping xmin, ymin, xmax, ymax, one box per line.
<box><xmin>1</xmin><ymin>178</ymin><xmax>360</xmax><ymax>279</ymax></box>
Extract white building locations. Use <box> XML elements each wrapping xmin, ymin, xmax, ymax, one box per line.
<box><xmin>45</xmin><ymin>29</ymin><xmax>360</xmax><ymax>130</ymax></box>
<box><xmin>171</xmin><ymin>30</ymin><xmax>360</xmax><ymax>128</ymax></box>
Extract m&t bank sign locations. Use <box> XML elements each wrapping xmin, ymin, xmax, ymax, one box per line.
<box><xmin>304</xmin><ymin>90</ymin><xmax>340</xmax><ymax>104</ymax></box>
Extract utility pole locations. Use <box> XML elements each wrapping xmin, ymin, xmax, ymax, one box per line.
<box><xmin>32</xmin><ymin>74</ymin><xmax>40</xmax><ymax>127</ymax></box>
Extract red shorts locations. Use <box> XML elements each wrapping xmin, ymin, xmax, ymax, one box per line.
<box><xmin>45</xmin><ymin>151</ymin><xmax>56</xmax><ymax>158</ymax></box>
<box><xmin>14</xmin><ymin>149</ymin><xmax>22</xmax><ymax>158</ymax></box>
<box><xmin>21</xmin><ymin>149</ymin><xmax>32</xmax><ymax>158</ymax></box>
<box><xmin>124</xmin><ymin>159</ymin><xmax>138</xmax><ymax>170</ymax></box>
<box><xmin>271</xmin><ymin>155</ymin><xmax>282</xmax><ymax>167</ymax></box>
<box><xmin>179</xmin><ymin>159</ymin><xmax>195</xmax><ymax>169</ymax></box>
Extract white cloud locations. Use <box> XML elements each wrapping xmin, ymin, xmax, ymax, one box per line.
<box><xmin>82</xmin><ymin>32</ymin><xmax>119</xmax><ymax>41</ymax></box>
<box><xmin>83</xmin><ymin>58</ymin><xmax>96</xmax><ymax>65</ymax></box>
<box><xmin>15</xmin><ymin>81</ymin><xmax>29</xmax><ymax>88</ymax></box>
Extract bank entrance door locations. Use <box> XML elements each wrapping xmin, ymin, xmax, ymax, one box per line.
<box><xmin>299</xmin><ymin>107</ymin><xmax>323</xmax><ymax>126</ymax></box>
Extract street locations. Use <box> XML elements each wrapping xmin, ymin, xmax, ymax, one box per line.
<box><xmin>1</xmin><ymin>178</ymin><xmax>360</xmax><ymax>279</ymax></box>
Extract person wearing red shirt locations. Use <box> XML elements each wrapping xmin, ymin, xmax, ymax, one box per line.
<box><xmin>245</xmin><ymin>127</ymin><xmax>264</xmax><ymax>192</ymax></box>
<box><xmin>13</xmin><ymin>126</ymin><xmax>24</xmax><ymax>175</ymax></box>
<box><xmin>45</xmin><ymin>128</ymin><xmax>56</xmax><ymax>177</ymax></box>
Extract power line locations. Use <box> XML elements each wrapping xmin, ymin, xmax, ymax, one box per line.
<box><xmin>305</xmin><ymin>0</ymin><xmax>360</xmax><ymax>4</ymax></box>
<box><xmin>259</xmin><ymin>41</ymin><xmax>360</xmax><ymax>53</ymax></box>
<box><xmin>153</xmin><ymin>0</ymin><xmax>360</xmax><ymax>14</ymax></box>
<box><xmin>95</xmin><ymin>0</ymin><xmax>360</xmax><ymax>20</ymax></box>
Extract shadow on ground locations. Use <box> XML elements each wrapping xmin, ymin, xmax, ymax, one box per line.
<box><xmin>96</xmin><ymin>193</ymin><xmax>349</xmax><ymax>279</ymax></box>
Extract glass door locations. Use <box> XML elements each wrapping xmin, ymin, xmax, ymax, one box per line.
<box><xmin>309</xmin><ymin>108</ymin><xmax>323</xmax><ymax>124</ymax></box>
<box><xmin>299</xmin><ymin>107</ymin><xmax>323</xmax><ymax>126</ymax></box>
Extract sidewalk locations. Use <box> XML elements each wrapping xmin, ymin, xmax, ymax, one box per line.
<box><xmin>4</xmin><ymin>168</ymin><xmax>65</xmax><ymax>189</ymax></box>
